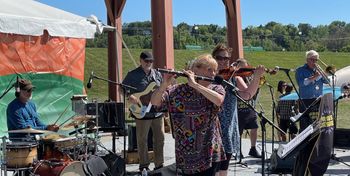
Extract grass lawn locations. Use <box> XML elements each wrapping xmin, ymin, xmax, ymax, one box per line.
<box><xmin>84</xmin><ymin>48</ymin><xmax>350</xmax><ymax>140</ymax></box>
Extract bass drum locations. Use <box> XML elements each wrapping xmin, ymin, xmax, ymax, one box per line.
<box><xmin>33</xmin><ymin>160</ymin><xmax>85</xmax><ymax>176</ymax></box>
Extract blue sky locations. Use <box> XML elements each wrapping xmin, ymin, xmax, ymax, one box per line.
<box><xmin>38</xmin><ymin>0</ymin><xmax>349</xmax><ymax>28</ymax></box>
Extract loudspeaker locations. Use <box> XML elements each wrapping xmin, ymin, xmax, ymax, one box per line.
<box><xmin>127</xmin><ymin>125</ymin><xmax>153</xmax><ymax>151</ymax></box>
<box><xmin>334</xmin><ymin>128</ymin><xmax>350</xmax><ymax>148</ymax></box>
<box><xmin>269</xmin><ymin>149</ymin><xmax>295</xmax><ymax>174</ymax></box>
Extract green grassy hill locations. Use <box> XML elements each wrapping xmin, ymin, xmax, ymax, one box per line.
<box><xmin>84</xmin><ymin>48</ymin><xmax>350</xmax><ymax>139</ymax></box>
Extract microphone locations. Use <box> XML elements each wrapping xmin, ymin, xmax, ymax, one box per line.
<box><xmin>275</xmin><ymin>66</ymin><xmax>295</xmax><ymax>72</ymax></box>
<box><xmin>16</xmin><ymin>76</ymin><xmax>20</xmax><ymax>93</ymax></box>
<box><xmin>214</xmin><ymin>75</ymin><xmax>239</xmax><ymax>91</ymax></box>
<box><xmin>338</xmin><ymin>93</ymin><xmax>350</xmax><ymax>100</ymax></box>
<box><xmin>290</xmin><ymin>112</ymin><xmax>303</xmax><ymax>123</ymax></box>
<box><xmin>157</xmin><ymin>68</ymin><xmax>215</xmax><ymax>82</ymax></box>
<box><xmin>14</xmin><ymin>76</ymin><xmax>20</xmax><ymax>97</ymax></box>
<box><xmin>87</xmin><ymin>71</ymin><xmax>94</xmax><ymax>89</ymax></box>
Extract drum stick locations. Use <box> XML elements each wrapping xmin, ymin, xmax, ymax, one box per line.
<box><xmin>58</xmin><ymin>115</ymin><xmax>75</xmax><ymax>128</ymax></box>
<box><xmin>53</xmin><ymin>104</ymin><xmax>70</xmax><ymax>125</ymax></box>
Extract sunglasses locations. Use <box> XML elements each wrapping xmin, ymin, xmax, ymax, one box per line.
<box><xmin>215</xmin><ymin>56</ymin><xmax>230</xmax><ymax>61</ymax></box>
<box><xmin>143</xmin><ymin>60</ymin><xmax>153</xmax><ymax>63</ymax></box>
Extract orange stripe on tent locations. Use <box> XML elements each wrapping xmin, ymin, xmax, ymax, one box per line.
<box><xmin>0</xmin><ymin>33</ymin><xmax>86</xmax><ymax>81</ymax></box>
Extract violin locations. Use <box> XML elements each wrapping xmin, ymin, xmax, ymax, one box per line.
<box><xmin>218</xmin><ymin>66</ymin><xmax>277</xmax><ymax>80</ymax></box>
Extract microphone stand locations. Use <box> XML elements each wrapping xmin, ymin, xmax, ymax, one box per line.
<box><xmin>91</xmin><ymin>74</ymin><xmax>137</xmax><ymax>91</ymax></box>
<box><xmin>283</xmin><ymin>70</ymin><xmax>306</xmax><ymax>109</ymax></box>
<box><xmin>0</xmin><ymin>83</ymin><xmax>15</xmax><ymax>100</ymax></box>
<box><xmin>328</xmin><ymin>72</ymin><xmax>348</xmax><ymax>166</ymax></box>
<box><xmin>266</xmin><ymin>84</ymin><xmax>277</xmax><ymax>150</ymax></box>
<box><xmin>228</xmin><ymin>87</ymin><xmax>285</xmax><ymax>176</ymax></box>
<box><xmin>88</xmin><ymin>73</ymin><xmax>137</xmax><ymax>174</ymax></box>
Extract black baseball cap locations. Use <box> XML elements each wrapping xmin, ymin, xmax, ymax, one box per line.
<box><xmin>140</xmin><ymin>51</ymin><xmax>154</xmax><ymax>61</ymax></box>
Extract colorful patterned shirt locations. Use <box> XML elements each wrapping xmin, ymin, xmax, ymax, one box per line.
<box><xmin>159</xmin><ymin>83</ymin><xmax>226</xmax><ymax>174</ymax></box>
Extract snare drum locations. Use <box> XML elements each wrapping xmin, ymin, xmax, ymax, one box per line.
<box><xmin>54</xmin><ymin>136</ymin><xmax>81</xmax><ymax>149</ymax></box>
<box><xmin>33</xmin><ymin>160</ymin><xmax>85</xmax><ymax>176</ymax></box>
<box><xmin>5</xmin><ymin>142</ymin><xmax>38</xmax><ymax>168</ymax></box>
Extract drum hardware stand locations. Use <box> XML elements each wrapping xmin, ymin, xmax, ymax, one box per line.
<box><xmin>86</xmin><ymin>73</ymin><xmax>136</xmax><ymax>176</ymax></box>
<box><xmin>1</xmin><ymin>136</ymin><xmax>7</xmax><ymax>176</ymax></box>
<box><xmin>230</xmin><ymin>89</ymin><xmax>285</xmax><ymax>176</ymax></box>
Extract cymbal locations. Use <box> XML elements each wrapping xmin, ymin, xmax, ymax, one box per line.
<box><xmin>6</xmin><ymin>128</ymin><xmax>52</xmax><ymax>134</ymax></box>
<box><xmin>63</xmin><ymin>115</ymin><xmax>95</xmax><ymax>128</ymax></box>
<box><xmin>60</xmin><ymin>125</ymin><xmax>75</xmax><ymax>130</ymax></box>
<box><xmin>63</xmin><ymin>121</ymin><xmax>80</xmax><ymax>128</ymax></box>
<box><xmin>72</xmin><ymin>115</ymin><xmax>94</xmax><ymax>122</ymax></box>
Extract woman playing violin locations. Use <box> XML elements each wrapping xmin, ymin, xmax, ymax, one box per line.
<box><xmin>212</xmin><ymin>44</ymin><xmax>265</xmax><ymax>176</ymax></box>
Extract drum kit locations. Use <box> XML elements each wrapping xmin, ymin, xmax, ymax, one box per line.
<box><xmin>0</xmin><ymin>115</ymin><xmax>123</xmax><ymax>176</ymax></box>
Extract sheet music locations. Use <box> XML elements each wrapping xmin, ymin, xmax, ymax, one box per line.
<box><xmin>277</xmin><ymin>124</ymin><xmax>315</xmax><ymax>159</ymax></box>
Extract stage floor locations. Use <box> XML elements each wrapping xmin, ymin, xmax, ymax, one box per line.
<box><xmin>1</xmin><ymin>133</ymin><xmax>350</xmax><ymax>176</ymax></box>
<box><xmin>116</xmin><ymin>133</ymin><xmax>350</xmax><ymax>176</ymax></box>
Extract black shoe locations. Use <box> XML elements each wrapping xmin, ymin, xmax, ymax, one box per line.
<box><xmin>248</xmin><ymin>147</ymin><xmax>262</xmax><ymax>158</ymax></box>
<box><xmin>154</xmin><ymin>164</ymin><xmax>163</xmax><ymax>170</ymax></box>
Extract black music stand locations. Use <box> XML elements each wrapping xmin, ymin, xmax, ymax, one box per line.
<box><xmin>87</xmin><ymin>73</ymin><xmax>136</xmax><ymax>175</ymax></box>
<box><xmin>228</xmin><ymin>88</ymin><xmax>285</xmax><ymax>176</ymax></box>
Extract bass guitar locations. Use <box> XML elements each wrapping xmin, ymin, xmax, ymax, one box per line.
<box><xmin>128</xmin><ymin>82</ymin><xmax>158</xmax><ymax>119</ymax></box>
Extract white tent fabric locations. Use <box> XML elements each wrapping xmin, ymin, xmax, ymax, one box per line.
<box><xmin>335</xmin><ymin>65</ymin><xmax>350</xmax><ymax>87</ymax></box>
<box><xmin>0</xmin><ymin>0</ymin><xmax>97</xmax><ymax>38</ymax></box>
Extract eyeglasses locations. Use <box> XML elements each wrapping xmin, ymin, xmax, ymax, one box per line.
<box><xmin>215</xmin><ymin>56</ymin><xmax>230</xmax><ymax>61</ymax></box>
<box><xmin>308</xmin><ymin>57</ymin><xmax>318</xmax><ymax>62</ymax></box>
<box><xmin>143</xmin><ymin>60</ymin><xmax>153</xmax><ymax>63</ymax></box>
<box><xmin>23</xmin><ymin>89</ymin><xmax>33</xmax><ymax>93</ymax></box>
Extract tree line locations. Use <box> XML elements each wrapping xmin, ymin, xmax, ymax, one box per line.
<box><xmin>86</xmin><ymin>21</ymin><xmax>350</xmax><ymax>52</ymax></box>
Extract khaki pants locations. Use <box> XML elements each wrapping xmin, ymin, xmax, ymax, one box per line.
<box><xmin>136</xmin><ymin>117</ymin><xmax>164</xmax><ymax>169</ymax></box>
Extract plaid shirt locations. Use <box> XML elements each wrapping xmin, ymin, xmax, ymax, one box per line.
<box><xmin>276</xmin><ymin>99</ymin><xmax>299</xmax><ymax>120</ymax></box>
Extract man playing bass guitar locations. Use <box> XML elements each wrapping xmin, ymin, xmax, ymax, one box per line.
<box><xmin>121</xmin><ymin>51</ymin><xmax>164</xmax><ymax>172</ymax></box>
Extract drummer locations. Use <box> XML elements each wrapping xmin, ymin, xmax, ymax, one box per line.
<box><xmin>6</xmin><ymin>79</ymin><xmax>59</xmax><ymax>140</ymax></box>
